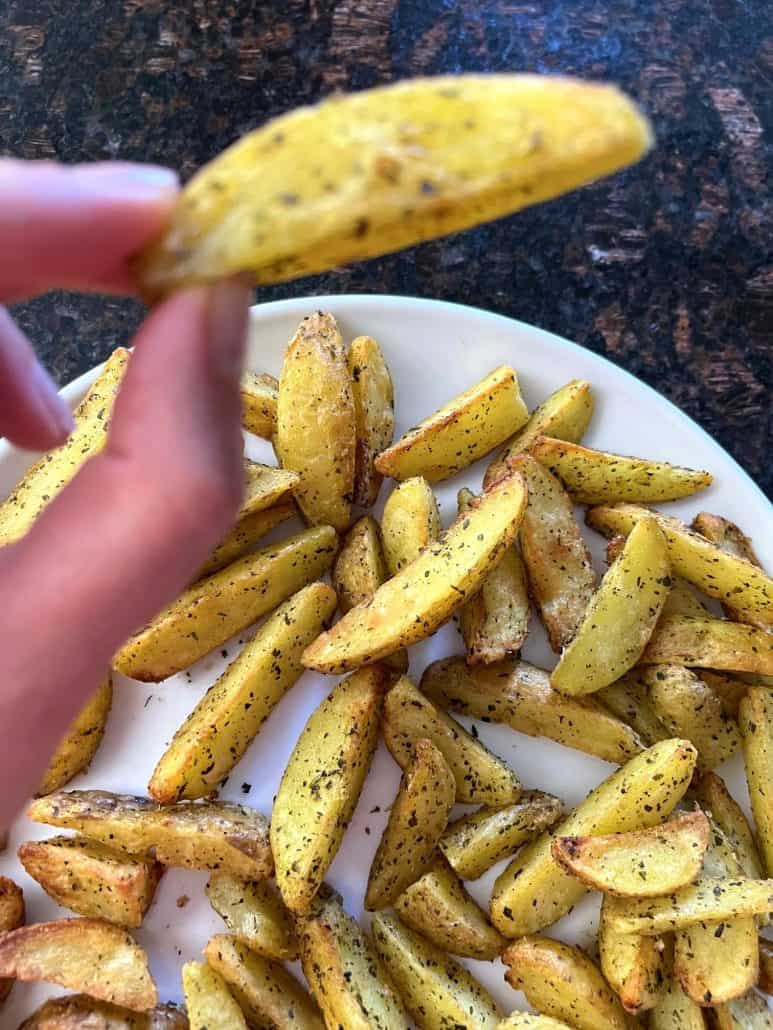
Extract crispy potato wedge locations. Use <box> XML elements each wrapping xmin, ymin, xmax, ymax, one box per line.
<box><xmin>0</xmin><ymin>918</ymin><xmax>156</xmax><ymax>1011</ymax></box>
<box><xmin>381</xmin><ymin>476</ymin><xmax>441</xmax><ymax>575</ymax></box>
<box><xmin>586</xmin><ymin>504</ymin><xmax>773</xmax><ymax>628</ymax></box>
<box><xmin>649</xmin><ymin>977</ymin><xmax>707</xmax><ymax>1030</ymax></box>
<box><xmin>371</xmin><ymin>911</ymin><xmax>503</xmax><ymax>1030</ymax></box>
<box><xmin>197</xmin><ymin>501</ymin><xmax>297</xmax><ymax>580</ymax></box>
<box><xmin>510</xmin><ymin>454</ymin><xmax>595</xmax><ymax>651</ymax></box>
<box><xmin>299</xmin><ymin>887</ymin><xmax>408</xmax><ymax>1029</ymax></box>
<box><xmin>19</xmin><ymin>995</ymin><xmax>188</xmax><ymax>1029</ymax></box>
<box><xmin>551</xmin><ymin>516</ymin><xmax>670</xmax><ymax>696</ymax></box>
<box><xmin>421</xmin><ymin>655</ymin><xmax>644</xmax><ymax>764</ymax></box>
<box><xmin>692</xmin><ymin>512</ymin><xmax>763</xmax><ymax>623</ymax></box>
<box><xmin>28</xmin><ymin>790</ymin><xmax>272</xmax><ymax>880</ymax></box>
<box><xmin>18</xmin><ymin>835</ymin><xmax>162</xmax><ymax>927</ymax></box>
<box><xmin>439</xmin><ymin>792</ymin><xmax>563</xmax><ymax>880</ymax></box>
<box><xmin>333</xmin><ymin>515</ymin><xmax>388</xmax><ymax>612</ymax></box>
<box><xmin>759</xmin><ymin>937</ymin><xmax>773</xmax><ymax>995</ymax></box>
<box><xmin>712</xmin><ymin>991</ymin><xmax>773</xmax><ymax>1029</ymax></box>
<box><xmin>395</xmin><ymin>856</ymin><xmax>506</xmax><ymax>959</ymax></box>
<box><xmin>275</xmin><ymin>312</ymin><xmax>355</xmax><ymax>530</ymax></box>
<box><xmin>739</xmin><ymin>687</ymin><xmax>773</xmax><ymax>877</ymax></box>
<box><xmin>382</xmin><ymin>676</ymin><xmax>521</xmax><ymax>805</ymax></box>
<box><xmin>365</xmin><ymin>738</ymin><xmax>454</xmax><ymax>911</ymax></box>
<box><xmin>497</xmin><ymin>1016</ymin><xmax>574</xmax><ymax>1030</ymax></box>
<box><xmin>596</xmin><ymin>671</ymin><xmax>669</xmax><ymax>747</ymax></box>
<box><xmin>206</xmin><ymin>872</ymin><xmax>297</xmax><ymax>962</ymax></box>
<box><xmin>205</xmin><ymin>934</ymin><xmax>323</xmax><ymax>1030</ymax></box>
<box><xmin>241</xmin><ymin>371</ymin><xmax>278</xmax><ymax>439</ymax></box>
<box><xmin>489</xmin><ymin>738</ymin><xmax>697</xmax><ymax>937</ymax></box>
<box><xmin>503</xmin><ymin>935</ymin><xmax>636</xmax><ymax>1030</ymax></box>
<box><xmin>598</xmin><ymin>900</ymin><xmax>664</xmax><ymax>1014</ymax></box>
<box><xmin>271</xmin><ymin>666</ymin><xmax>385</xmax><ymax>914</ymax></box>
<box><xmin>642</xmin><ymin>617</ymin><xmax>773</xmax><ymax>675</ymax></box>
<box><xmin>349</xmin><ymin>334</ymin><xmax>395</xmax><ymax>507</ymax></box>
<box><xmin>531</xmin><ymin>436</ymin><xmax>712</xmax><ymax>504</ymax></box>
<box><xmin>183</xmin><ymin>961</ymin><xmax>246</xmax><ymax>1030</ymax></box>
<box><xmin>304</xmin><ymin>471</ymin><xmax>527</xmax><ymax>673</ymax></box>
<box><xmin>692</xmin><ymin>771</ymin><xmax>764</xmax><ymax>880</ymax></box>
<box><xmin>114</xmin><ymin>525</ymin><xmax>336</xmax><ymax>681</ymax></box>
<box><xmin>551</xmin><ymin>811</ymin><xmax>709</xmax><ymax>897</ymax></box>
<box><xmin>38</xmin><ymin>675</ymin><xmax>112</xmax><ymax>795</ymax></box>
<box><xmin>0</xmin><ymin>876</ymin><xmax>24</xmax><ymax>1007</ymax></box>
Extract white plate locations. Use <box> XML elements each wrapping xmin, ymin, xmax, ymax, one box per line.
<box><xmin>1</xmin><ymin>294</ymin><xmax>771</xmax><ymax>1024</ymax></box>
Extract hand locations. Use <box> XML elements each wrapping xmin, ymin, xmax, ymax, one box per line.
<box><xmin>0</xmin><ymin>160</ymin><xmax>251</xmax><ymax>828</ymax></box>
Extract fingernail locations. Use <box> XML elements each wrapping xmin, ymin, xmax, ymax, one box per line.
<box><xmin>207</xmin><ymin>278</ymin><xmax>252</xmax><ymax>381</ymax></box>
<box><xmin>28</xmin><ymin>361</ymin><xmax>74</xmax><ymax>441</ymax></box>
<box><xmin>77</xmin><ymin>162</ymin><xmax>179</xmax><ymax>197</ymax></box>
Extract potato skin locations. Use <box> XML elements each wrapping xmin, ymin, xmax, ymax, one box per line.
<box><xmin>381</xmin><ymin>476</ymin><xmax>440</xmax><ymax>575</ymax></box>
<box><xmin>19</xmin><ymin>995</ymin><xmax>188</xmax><ymax>1030</ymax></box>
<box><xmin>641</xmin><ymin>616</ymin><xmax>773</xmax><ymax>675</ymax></box>
<box><xmin>38</xmin><ymin>675</ymin><xmax>112</xmax><ymax>796</ymax></box>
<box><xmin>691</xmin><ymin>771</ymin><xmax>764</xmax><ymax>879</ymax></box>
<box><xmin>348</xmin><ymin>334</ymin><xmax>394</xmax><ymax>508</ymax></box>
<box><xmin>598</xmin><ymin>902</ymin><xmax>664</xmax><ymax>1015</ymax></box>
<box><xmin>206</xmin><ymin>872</ymin><xmax>298</xmax><ymax>961</ymax></box>
<box><xmin>739</xmin><ymin>687</ymin><xmax>773</xmax><ymax>877</ymax></box>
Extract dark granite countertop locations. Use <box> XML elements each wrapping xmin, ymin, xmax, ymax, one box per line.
<box><xmin>1</xmin><ymin>1</ymin><xmax>771</xmax><ymax>496</ymax></box>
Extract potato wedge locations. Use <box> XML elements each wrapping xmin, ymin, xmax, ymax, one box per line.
<box><xmin>381</xmin><ymin>476</ymin><xmax>441</xmax><ymax>575</ymax></box>
<box><xmin>439</xmin><ymin>792</ymin><xmax>563</xmax><ymax>880</ymax></box>
<box><xmin>27</xmin><ymin>791</ymin><xmax>272</xmax><ymax>880</ymax></box>
<box><xmin>197</xmin><ymin>501</ymin><xmax>297</xmax><ymax>580</ymax></box>
<box><xmin>114</xmin><ymin>525</ymin><xmax>337</xmax><ymax>681</ymax></box>
<box><xmin>349</xmin><ymin>334</ymin><xmax>395</xmax><ymax>507</ymax></box>
<box><xmin>183</xmin><ymin>961</ymin><xmax>246</xmax><ymax>1030</ymax></box>
<box><xmin>759</xmin><ymin>937</ymin><xmax>773</xmax><ymax>995</ymax></box>
<box><xmin>551</xmin><ymin>811</ymin><xmax>709</xmax><ymax>897</ymax></box>
<box><xmin>739</xmin><ymin>687</ymin><xmax>773</xmax><ymax>876</ymax></box>
<box><xmin>497</xmin><ymin>1016</ymin><xmax>574</xmax><ymax>1030</ymax></box>
<box><xmin>692</xmin><ymin>771</ymin><xmax>764</xmax><ymax>880</ymax></box>
<box><xmin>275</xmin><ymin>312</ymin><xmax>355</xmax><ymax>530</ymax></box>
<box><xmin>382</xmin><ymin>676</ymin><xmax>521</xmax><ymax>805</ymax></box>
<box><xmin>18</xmin><ymin>835</ymin><xmax>162</xmax><ymax>928</ymax></box>
<box><xmin>586</xmin><ymin>504</ymin><xmax>773</xmax><ymax>628</ymax></box>
<box><xmin>205</xmin><ymin>934</ymin><xmax>323</xmax><ymax>1030</ymax></box>
<box><xmin>303</xmin><ymin>471</ymin><xmax>527</xmax><ymax>673</ymax></box>
<box><xmin>19</xmin><ymin>995</ymin><xmax>188</xmax><ymax>1029</ymax></box>
<box><xmin>490</xmin><ymin>738</ymin><xmax>697</xmax><ymax>936</ymax></box>
<box><xmin>649</xmin><ymin>977</ymin><xmax>707</xmax><ymax>1030</ymax></box>
<box><xmin>642</xmin><ymin>617</ymin><xmax>773</xmax><ymax>675</ymax></box>
<box><xmin>551</xmin><ymin>516</ymin><xmax>670</xmax><ymax>695</ymax></box>
<box><xmin>241</xmin><ymin>371</ymin><xmax>278</xmax><ymax>439</ymax></box>
<box><xmin>240</xmin><ymin>460</ymin><xmax>299</xmax><ymax>516</ymax></box>
<box><xmin>712</xmin><ymin>991</ymin><xmax>773</xmax><ymax>1029</ymax></box>
<box><xmin>660</xmin><ymin>576</ymin><xmax>710</xmax><ymax>619</ymax></box>
<box><xmin>0</xmin><ymin>918</ymin><xmax>156</xmax><ymax>1011</ymax></box>
<box><xmin>371</xmin><ymin>911</ymin><xmax>502</xmax><ymax>1030</ymax></box>
<box><xmin>299</xmin><ymin>887</ymin><xmax>408</xmax><ymax>1029</ymax></box>
<box><xmin>206</xmin><ymin>872</ymin><xmax>298</xmax><ymax>962</ymax></box>
<box><xmin>598</xmin><ymin>900</ymin><xmax>664</xmax><ymax>1014</ymax></box>
<box><xmin>271</xmin><ymin>666</ymin><xmax>385</xmax><ymax>914</ymax></box>
<box><xmin>395</xmin><ymin>856</ymin><xmax>506</xmax><ymax>959</ymax></box>
<box><xmin>692</xmin><ymin>512</ymin><xmax>763</xmax><ymax>623</ymax></box>
<box><xmin>502</xmin><ymin>935</ymin><xmax>636</xmax><ymax>1030</ymax></box>
<box><xmin>0</xmin><ymin>876</ymin><xmax>24</xmax><ymax>1007</ymax></box>
<box><xmin>531</xmin><ymin>436</ymin><xmax>712</xmax><ymax>504</ymax></box>
<box><xmin>697</xmin><ymin>670</ymin><xmax>749</xmax><ymax>721</ymax></box>
<box><xmin>421</xmin><ymin>655</ymin><xmax>644</xmax><ymax>764</ymax></box>
<box><xmin>365</xmin><ymin>738</ymin><xmax>454</xmax><ymax>911</ymax></box>
<box><xmin>38</xmin><ymin>675</ymin><xmax>112</xmax><ymax>795</ymax></box>
<box><xmin>596</xmin><ymin>671</ymin><xmax>669</xmax><ymax>747</ymax></box>
<box><xmin>333</xmin><ymin>516</ymin><xmax>387</xmax><ymax>611</ymax></box>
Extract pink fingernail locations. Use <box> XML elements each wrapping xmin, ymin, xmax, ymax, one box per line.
<box><xmin>76</xmin><ymin>162</ymin><xmax>180</xmax><ymax>198</ymax></box>
<box><xmin>29</xmin><ymin>361</ymin><xmax>74</xmax><ymax>442</ymax></box>
<box><xmin>207</xmin><ymin>279</ymin><xmax>252</xmax><ymax>381</ymax></box>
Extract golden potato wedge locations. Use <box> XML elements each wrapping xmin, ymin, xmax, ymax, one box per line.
<box><xmin>241</xmin><ymin>371</ymin><xmax>278</xmax><ymax>439</ymax></box>
<box><xmin>371</xmin><ymin>911</ymin><xmax>503</xmax><ymax>1030</ymax></box>
<box><xmin>135</xmin><ymin>76</ymin><xmax>651</xmax><ymax>297</ymax></box>
<box><xmin>502</xmin><ymin>935</ymin><xmax>636</xmax><ymax>1030</ymax></box>
<box><xmin>551</xmin><ymin>516</ymin><xmax>670</xmax><ymax>696</ymax></box>
<box><xmin>439</xmin><ymin>792</ymin><xmax>563</xmax><ymax>880</ymax></box>
<box><xmin>598</xmin><ymin>900</ymin><xmax>664</xmax><ymax>1014</ymax></box>
<box><xmin>0</xmin><ymin>348</ymin><xmax>129</xmax><ymax>547</ymax></box>
<box><xmin>381</xmin><ymin>476</ymin><xmax>441</xmax><ymax>575</ymax></box>
<box><xmin>759</xmin><ymin>937</ymin><xmax>773</xmax><ymax>995</ymax></box>
<box><xmin>531</xmin><ymin>436</ymin><xmax>712</xmax><ymax>504</ymax></box>
<box><xmin>38</xmin><ymin>675</ymin><xmax>112</xmax><ymax>795</ymax></box>
<box><xmin>275</xmin><ymin>312</ymin><xmax>355</xmax><ymax>531</ymax></box>
<box><xmin>183</xmin><ymin>961</ymin><xmax>246</xmax><ymax>1030</ymax></box>
<box><xmin>205</xmin><ymin>934</ymin><xmax>323</xmax><ymax>1030</ymax></box>
<box><xmin>27</xmin><ymin>790</ymin><xmax>272</xmax><ymax>880</ymax></box>
<box><xmin>490</xmin><ymin>738</ymin><xmax>697</xmax><ymax>937</ymax></box>
<box><xmin>497</xmin><ymin>1016</ymin><xmax>574</xmax><ymax>1030</ymax></box>
<box><xmin>660</xmin><ymin>577</ymin><xmax>710</xmax><ymax>619</ymax></box>
<box><xmin>586</xmin><ymin>504</ymin><xmax>773</xmax><ymax>628</ymax></box>
<box><xmin>649</xmin><ymin>977</ymin><xmax>708</xmax><ymax>1030</ymax></box>
<box><xmin>696</xmin><ymin>670</ymin><xmax>749</xmax><ymax>721</ymax></box>
<box><xmin>0</xmin><ymin>918</ymin><xmax>156</xmax><ymax>1011</ymax></box>
<box><xmin>692</xmin><ymin>512</ymin><xmax>763</xmax><ymax>623</ymax></box>
<box><xmin>0</xmin><ymin>876</ymin><xmax>24</xmax><ymax>1007</ymax></box>
<box><xmin>197</xmin><ymin>501</ymin><xmax>297</xmax><ymax>580</ymax></box>
<box><xmin>271</xmin><ymin>665</ymin><xmax>385</xmax><ymax>914</ymax></box>
<box><xmin>642</xmin><ymin>617</ymin><xmax>773</xmax><ymax>675</ymax></box>
<box><xmin>551</xmin><ymin>810</ymin><xmax>709</xmax><ymax>897</ymax></box>
<box><xmin>421</xmin><ymin>655</ymin><xmax>644</xmax><ymax>764</ymax></box>
<box><xmin>206</xmin><ymin>872</ymin><xmax>298</xmax><ymax>962</ymax></box>
<box><xmin>348</xmin><ymin>334</ymin><xmax>395</xmax><ymax>507</ymax></box>
<box><xmin>739</xmin><ymin>687</ymin><xmax>773</xmax><ymax>877</ymax></box>
<box><xmin>114</xmin><ymin>525</ymin><xmax>337</xmax><ymax>682</ymax></box>
<box><xmin>299</xmin><ymin>887</ymin><xmax>408</xmax><ymax>1029</ymax></box>
<box><xmin>395</xmin><ymin>856</ymin><xmax>506</xmax><ymax>960</ymax></box>
<box><xmin>596</xmin><ymin>671</ymin><xmax>669</xmax><ymax>747</ymax></box>
<box><xmin>240</xmin><ymin>460</ymin><xmax>299</xmax><ymax>516</ymax></box>
<box><xmin>691</xmin><ymin>771</ymin><xmax>764</xmax><ymax>880</ymax></box>
<box><xmin>712</xmin><ymin>992</ymin><xmax>773</xmax><ymax>1028</ymax></box>
<box><xmin>333</xmin><ymin>516</ymin><xmax>387</xmax><ymax>612</ymax></box>
<box><xmin>304</xmin><ymin>471</ymin><xmax>527</xmax><ymax>673</ymax></box>
<box><xmin>18</xmin><ymin>835</ymin><xmax>162</xmax><ymax>928</ymax></box>
<box><xmin>382</xmin><ymin>676</ymin><xmax>521</xmax><ymax>805</ymax></box>
<box><xmin>19</xmin><ymin>995</ymin><xmax>188</xmax><ymax>1030</ymax></box>
<box><xmin>365</xmin><ymin>738</ymin><xmax>454</xmax><ymax>911</ymax></box>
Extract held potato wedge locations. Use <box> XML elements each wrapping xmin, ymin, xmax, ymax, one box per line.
<box><xmin>692</xmin><ymin>771</ymin><xmax>764</xmax><ymax>880</ymax></box>
<box><xmin>530</xmin><ymin>436</ymin><xmax>712</xmax><ymax>504</ymax></box>
<box><xmin>642</xmin><ymin>616</ymin><xmax>773</xmax><ymax>675</ymax></box>
<box><xmin>381</xmin><ymin>476</ymin><xmax>441</xmax><ymax>575</ymax></box>
<box><xmin>375</xmin><ymin>365</ymin><xmax>528</xmax><ymax>483</ymax></box>
<box><xmin>489</xmin><ymin>738</ymin><xmax>697</xmax><ymax>937</ymax></box>
<box><xmin>421</xmin><ymin>655</ymin><xmax>644</xmax><ymax>764</ymax></box>
<box><xmin>27</xmin><ymin>791</ymin><xmax>273</xmax><ymax>880</ymax></box>
<box><xmin>497</xmin><ymin>1017</ymin><xmax>574</xmax><ymax>1030</ymax></box>
<box><xmin>550</xmin><ymin>810</ymin><xmax>710</xmax><ymax>897</ymax></box>
<box><xmin>596</xmin><ymin>671</ymin><xmax>669</xmax><ymax>747</ymax></box>
<box><xmin>197</xmin><ymin>501</ymin><xmax>297</xmax><ymax>580</ymax></box>
<box><xmin>371</xmin><ymin>911</ymin><xmax>503</xmax><ymax>1030</ymax></box>
<box><xmin>712</xmin><ymin>991</ymin><xmax>773</xmax><ymax>1029</ymax></box>
<box><xmin>365</xmin><ymin>738</ymin><xmax>455</xmax><ymax>911</ymax></box>
<box><xmin>206</xmin><ymin>872</ymin><xmax>298</xmax><ymax>961</ymax></box>
<box><xmin>136</xmin><ymin>75</ymin><xmax>651</xmax><ymax>297</ymax></box>
<box><xmin>649</xmin><ymin>977</ymin><xmax>708</xmax><ymax>1030</ymax></box>
<box><xmin>551</xmin><ymin>516</ymin><xmax>671</xmax><ymax>696</ymax></box>
<box><xmin>114</xmin><ymin>525</ymin><xmax>337</xmax><ymax>682</ymax></box>
<box><xmin>299</xmin><ymin>887</ymin><xmax>409</xmax><ymax>1029</ymax></box>
<box><xmin>275</xmin><ymin>312</ymin><xmax>355</xmax><ymax>530</ymax></box>
<box><xmin>349</xmin><ymin>334</ymin><xmax>395</xmax><ymax>507</ymax></box>
<box><xmin>38</xmin><ymin>675</ymin><xmax>112</xmax><ymax>795</ymax></box>
<box><xmin>0</xmin><ymin>918</ymin><xmax>156</xmax><ymax>1011</ymax></box>
<box><xmin>510</xmin><ymin>454</ymin><xmax>595</xmax><ymax>651</ymax></box>
<box><xmin>739</xmin><ymin>688</ymin><xmax>773</xmax><ymax>876</ymax></box>
<box><xmin>18</xmin><ymin>835</ymin><xmax>162</xmax><ymax>927</ymax></box>
<box><xmin>241</xmin><ymin>371</ymin><xmax>278</xmax><ymax>439</ymax></box>
<box><xmin>303</xmin><ymin>471</ymin><xmax>527</xmax><ymax>673</ymax></box>
<box><xmin>19</xmin><ymin>995</ymin><xmax>188</xmax><ymax>1029</ymax></box>
<box><xmin>333</xmin><ymin>515</ymin><xmax>388</xmax><ymax>612</ymax></box>
<box><xmin>148</xmin><ymin>582</ymin><xmax>336</xmax><ymax>802</ymax></box>
<box><xmin>271</xmin><ymin>666</ymin><xmax>386</xmax><ymax>914</ymax></box>
<box><xmin>382</xmin><ymin>676</ymin><xmax>522</xmax><ymax>805</ymax></box>
<box><xmin>182</xmin><ymin>961</ymin><xmax>247</xmax><ymax>1030</ymax></box>
<box><xmin>598</xmin><ymin>901</ymin><xmax>664</xmax><ymax>1014</ymax></box>
<box><xmin>0</xmin><ymin>876</ymin><xmax>24</xmax><ymax>1007</ymax></box>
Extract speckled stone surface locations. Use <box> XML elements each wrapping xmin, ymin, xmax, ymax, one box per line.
<box><xmin>1</xmin><ymin>1</ymin><xmax>771</xmax><ymax>495</ymax></box>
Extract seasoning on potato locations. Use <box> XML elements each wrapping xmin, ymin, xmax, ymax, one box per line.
<box><xmin>380</xmin><ymin>475</ymin><xmax>440</xmax><ymax>575</ymax></box>
<box><xmin>38</xmin><ymin>675</ymin><xmax>112</xmax><ymax>796</ymax></box>
<box><xmin>206</xmin><ymin>872</ymin><xmax>298</xmax><ymax>962</ymax></box>
<box><xmin>241</xmin><ymin>371</ymin><xmax>278</xmax><ymax>439</ymax></box>
<box><xmin>738</xmin><ymin>686</ymin><xmax>773</xmax><ymax>877</ymax></box>
<box><xmin>182</xmin><ymin>960</ymin><xmax>247</xmax><ymax>1030</ymax></box>
<box><xmin>348</xmin><ymin>334</ymin><xmax>395</xmax><ymax>507</ymax></box>
<box><xmin>19</xmin><ymin>995</ymin><xmax>188</xmax><ymax>1029</ymax></box>
<box><xmin>641</xmin><ymin>615</ymin><xmax>773</xmax><ymax>675</ymax></box>
<box><xmin>598</xmin><ymin>900</ymin><xmax>664</xmax><ymax>1015</ymax></box>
